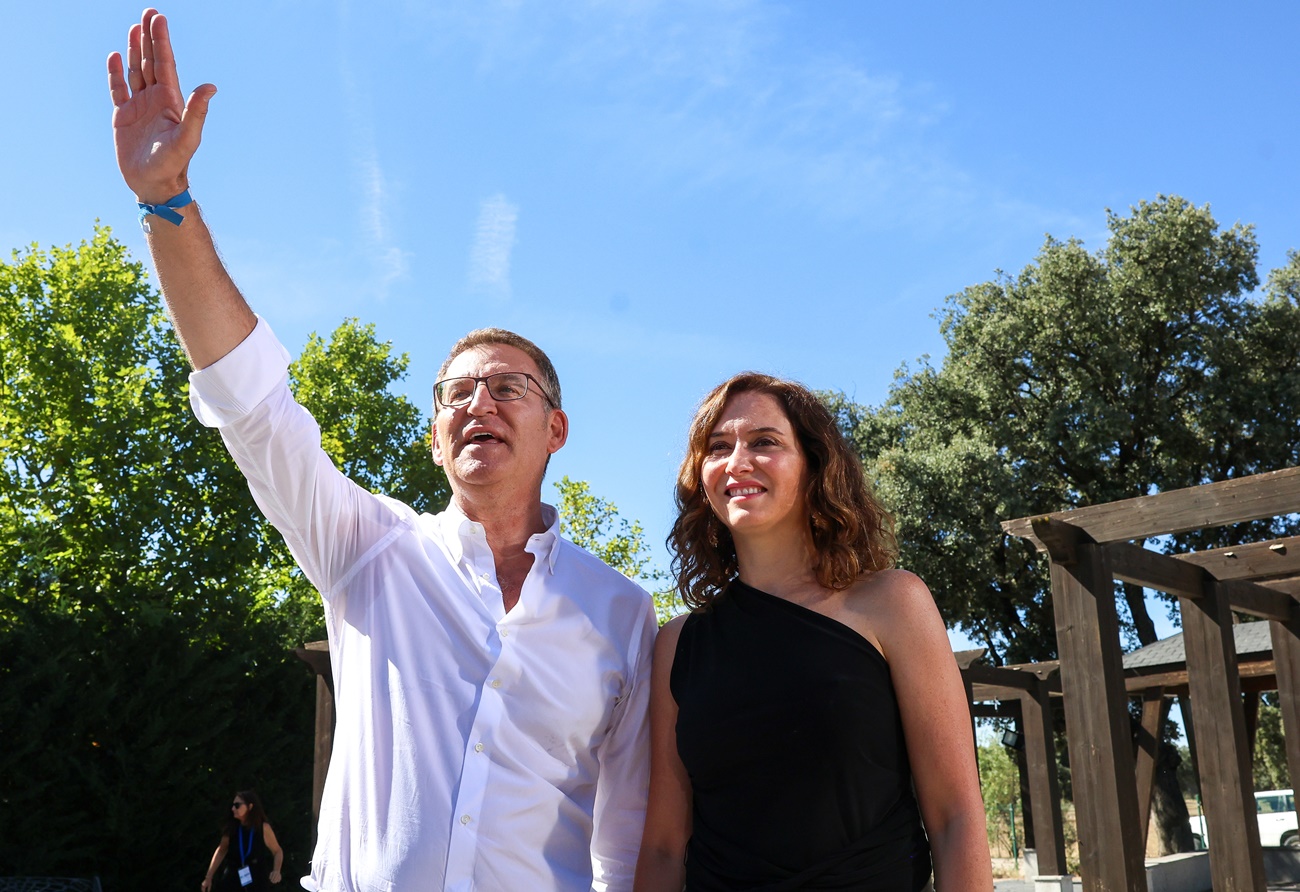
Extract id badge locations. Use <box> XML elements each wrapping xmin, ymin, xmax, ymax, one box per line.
<box><xmin>238</xmin><ymin>866</ymin><xmax>253</xmax><ymax>886</ymax></box>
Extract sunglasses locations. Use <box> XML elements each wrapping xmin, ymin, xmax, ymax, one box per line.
<box><xmin>232</xmin><ymin>802</ymin><xmax>247</xmax><ymax>809</ymax></box>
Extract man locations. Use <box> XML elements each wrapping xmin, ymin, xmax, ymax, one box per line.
<box><xmin>107</xmin><ymin>10</ymin><xmax>655</xmax><ymax>891</ymax></box>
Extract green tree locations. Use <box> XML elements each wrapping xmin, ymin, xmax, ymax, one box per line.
<box><xmin>0</xmin><ymin>227</ymin><xmax>450</xmax><ymax>889</ymax></box>
<box><xmin>977</xmin><ymin>739</ymin><xmax>1023</xmax><ymax>859</ymax></box>
<box><xmin>267</xmin><ymin>319</ymin><xmax>452</xmax><ymax>640</ymax></box>
<box><xmin>554</xmin><ymin>475</ymin><xmax>680</xmax><ymax>623</ymax></box>
<box><xmin>1252</xmin><ymin>696</ymin><xmax>1291</xmax><ymax>792</ymax></box>
<box><xmin>830</xmin><ymin>196</ymin><xmax>1300</xmax><ymax>854</ymax></box>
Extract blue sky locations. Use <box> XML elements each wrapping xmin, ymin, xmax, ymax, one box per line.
<box><xmin>7</xmin><ymin>1</ymin><xmax>1300</xmax><ymax>654</ymax></box>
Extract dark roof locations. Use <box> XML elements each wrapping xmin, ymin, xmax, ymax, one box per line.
<box><xmin>1123</xmin><ymin>621</ymin><xmax>1273</xmax><ymax>671</ymax></box>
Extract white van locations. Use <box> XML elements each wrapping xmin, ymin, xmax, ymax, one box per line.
<box><xmin>1190</xmin><ymin>789</ymin><xmax>1298</xmax><ymax>848</ymax></box>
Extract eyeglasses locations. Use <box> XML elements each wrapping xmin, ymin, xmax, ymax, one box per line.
<box><xmin>232</xmin><ymin>802</ymin><xmax>247</xmax><ymax>809</ymax></box>
<box><xmin>434</xmin><ymin>372</ymin><xmax>554</xmax><ymax>409</ymax></box>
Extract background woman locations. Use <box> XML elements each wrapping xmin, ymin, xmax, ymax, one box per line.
<box><xmin>201</xmin><ymin>790</ymin><xmax>283</xmax><ymax>891</ymax></box>
<box><xmin>636</xmin><ymin>373</ymin><xmax>992</xmax><ymax>891</ymax></box>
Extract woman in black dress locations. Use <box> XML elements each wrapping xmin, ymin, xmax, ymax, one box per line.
<box><xmin>201</xmin><ymin>790</ymin><xmax>284</xmax><ymax>891</ymax></box>
<box><xmin>635</xmin><ymin>374</ymin><xmax>992</xmax><ymax>891</ymax></box>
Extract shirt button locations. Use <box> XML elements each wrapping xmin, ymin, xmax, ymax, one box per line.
<box><xmin>460</xmin><ymin>814</ymin><xmax>471</xmax><ymax>825</ymax></box>
<box><xmin>491</xmin><ymin>679</ymin><xmax>501</xmax><ymax>689</ymax></box>
<box><xmin>480</xmin><ymin>572</ymin><xmax>490</xmax><ymax>581</ymax></box>
<box><xmin>500</xmin><ymin>629</ymin><xmax>509</xmax><ymax>638</ymax></box>
<box><xmin>474</xmin><ymin>742</ymin><xmax>485</xmax><ymax>753</ymax></box>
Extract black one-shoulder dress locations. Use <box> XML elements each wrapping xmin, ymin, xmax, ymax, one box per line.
<box><xmin>671</xmin><ymin>579</ymin><xmax>932</xmax><ymax>891</ymax></box>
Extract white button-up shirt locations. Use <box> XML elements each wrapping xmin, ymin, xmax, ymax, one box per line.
<box><xmin>190</xmin><ymin>319</ymin><xmax>656</xmax><ymax>892</ymax></box>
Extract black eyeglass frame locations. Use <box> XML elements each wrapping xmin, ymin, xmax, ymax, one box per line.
<box><xmin>231</xmin><ymin>802</ymin><xmax>247</xmax><ymax>809</ymax></box>
<box><xmin>433</xmin><ymin>372</ymin><xmax>556</xmax><ymax>409</ymax></box>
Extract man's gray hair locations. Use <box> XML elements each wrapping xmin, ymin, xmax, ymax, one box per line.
<box><xmin>437</xmin><ymin>328</ymin><xmax>562</xmax><ymax>409</ymax></box>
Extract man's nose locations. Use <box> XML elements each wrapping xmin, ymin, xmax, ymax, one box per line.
<box><xmin>466</xmin><ymin>380</ymin><xmax>498</xmax><ymax>415</ymax></box>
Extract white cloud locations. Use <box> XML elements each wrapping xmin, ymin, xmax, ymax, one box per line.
<box><xmin>336</xmin><ymin>0</ymin><xmax>411</xmax><ymax>297</ymax></box>
<box><xmin>387</xmin><ymin>0</ymin><xmax>1069</xmax><ymax>239</ymax></box>
<box><xmin>468</xmin><ymin>194</ymin><xmax>520</xmax><ymax>299</ymax></box>
<box><xmin>357</xmin><ymin>150</ymin><xmax>411</xmax><ymax>289</ymax></box>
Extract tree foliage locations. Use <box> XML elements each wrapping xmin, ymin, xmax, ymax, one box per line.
<box><xmin>1252</xmin><ymin>696</ymin><xmax>1291</xmax><ymax>792</ymax></box>
<box><xmin>828</xmin><ymin>195</ymin><xmax>1300</xmax><ymax>854</ymax></box>
<box><xmin>832</xmin><ymin>196</ymin><xmax>1300</xmax><ymax>664</ymax></box>
<box><xmin>977</xmin><ymin>739</ymin><xmax>1024</xmax><ymax>859</ymax></box>
<box><xmin>0</xmin><ymin>227</ymin><xmax>448</xmax><ymax>889</ymax></box>
<box><xmin>554</xmin><ymin>475</ymin><xmax>679</xmax><ymax>623</ymax></box>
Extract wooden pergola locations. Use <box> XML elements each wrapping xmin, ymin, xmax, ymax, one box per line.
<box><xmin>960</xmin><ymin>654</ymin><xmax>1068</xmax><ymax>875</ymax></box>
<box><xmin>959</xmin><ymin>625</ymin><xmax>1286</xmax><ymax>883</ymax></box>
<box><xmin>998</xmin><ymin>466</ymin><xmax>1300</xmax><ymax>892</ymax></box>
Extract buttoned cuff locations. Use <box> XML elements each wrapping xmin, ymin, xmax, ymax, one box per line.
<box><xmin>188</xmin><ymin>317</ymin><xmax>293</xmax><ymax>427</ymax></box>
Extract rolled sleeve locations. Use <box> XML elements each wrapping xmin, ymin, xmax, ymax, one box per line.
<box><xmin>189</xmin><ymin>317</ymin><xmax>293</xmax><ymax>427</ymax></box>
<box><xmin>590</xmin><ymin>597</ymin><xmax>657</xmax><ymax>891</ymax></box>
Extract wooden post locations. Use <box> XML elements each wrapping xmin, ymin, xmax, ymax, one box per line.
<box><xmin>1242</xmin><ymin>692</ymin><xmax>1260</xmax><ymax>763</ymax></box>
<box><xmin>1044</xmin><ymin>528</ymin><xmax>1146</xmax><ymax>892</ymax></box>
<box><xmin>1270</xmin><ymin>614</ymin><xmax>1300</xmax><ymax>806</ymax></box>
<box><xmin>1019</xmin><ymin>679</ymin><xmax>1066</xmax><ymax>876</ymax></box>
<box><xmin>312</xmin><ymin>674</ymin><xmax>335</xmax><ymax>846</ymax></box>
<box><xmin>294</xmin><ymin>642</ymin><xmax>336</xmax><ymax>848</ymax></box>
<box><xmin>1132</xmin><ymin>689</ymin><xmax>1166</xmax><ymax>852</ymax></box>
<box><xmin>1179</xmin><ymin>580</ymin><xmax>1265</xmax><ymax>892</ymax></box>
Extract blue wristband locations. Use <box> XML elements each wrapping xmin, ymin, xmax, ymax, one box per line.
<box><xmin>137</xmin><ymin>188</ymin><xmax>194</xmax><ymax>229</ymax></box>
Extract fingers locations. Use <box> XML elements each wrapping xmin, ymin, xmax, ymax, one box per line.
<box><xmin>178</xmin><ymin>84</ymin><xmax>218</xmax><ymax>152</ymax></box>
<box><xmin>126</xmin><ymin>23</ymin><xmax>145</xmax><ymax>94</ymax></box>
<box><xmin>139</xmin><ymin>9</ymin><xmax>157</xmax><ymax>88</ymax></box>
<box><xmin>107</xmin><ymin>52</ymin><xmax>129</xmax><ymax>107</ymax></box>
<box><xmin>148</xmin><ymin>10</ymin><xmax>181</xmax><ymax>89</ymax></box>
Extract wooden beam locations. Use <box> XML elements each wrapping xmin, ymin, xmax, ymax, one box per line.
<box><xmin>1048</xmin><ymin>536</ymin><xmax>1146</xmax><ymax>892</ymax></box>
<box><xmin>963</xmin><ymin>664</ymin><xmax>1050</xmax><ymax>693</ymax></box>
<box><xmin>1106</xmin><ymin>541</ymin><xmax>1205</xmax><ymax>600</ymax></box>
<box><xmin>1003</xmin><ymin>466</ymin><xmax>1300</xmax><ymax>548</ymax></box>
<box><xmin>970</xmin><ymin>702</ymin><xmax>1022</xmax><ymax>719</ymax></box>
<box><xmin>1021</xmin><ymin>679</ymin><xmax>1066</xmax><ymax>876</ymax></box>
<box><xmin>1031</xmin><ymin>516</ymin><xmax>1081</xmax><ymax>564</ymax></box>
<box><xmin>1133</xmin><ymin>689</ymin><xmax>1167</xmax><ymax>854</ymax></box>
<box><xmin>1176</xmin><ymin>536</ymin><xmax>1300</xmax><ymax>581</ymax></box>
<box><xmin>1125</xmin><ymin>659</ymin><xmax>1277</xmax><ymax>693</ymax></box>
<box><xmin>1262</xmin><ymin>575</ymin><xmax>1300</xmax><ymax>596</ymax></box>
<box><xmin>1270</xmin><ymin>617</ymin><xmax>1300</xmax><ymax>810</ymax></box>
<box><xmin>1220</xmin><ymin>579</ymin><xmax>1297</xmax><ymax>622</ymax></box>
<box><xmin>1180</xmin><ymin>580</ymin><xmax>1266</xmax><ymax>892</ymax></box>
<box><xmin>1104</xmin><ymin>541</ymin><xmax>1295</xmax><ymax>619</ymax></box>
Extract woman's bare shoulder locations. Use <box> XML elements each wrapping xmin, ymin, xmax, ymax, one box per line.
<box><xmin>846</xmin><ymin>569</ymin><xmax>945</xmax><ymax>657</ymax></box>
<box><xmin>653</xmin><ymin>612</ymin><xmax>691</xmax><ymax>662</ymax></box>
<box><xmin>850</xmin><ymin>568</ymin><xmax>933</xmax><ymax>606</ymax></box>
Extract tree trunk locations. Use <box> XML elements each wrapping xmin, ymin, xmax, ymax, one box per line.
<box><xmin>1152</xmin><ymin>733</ymin><xmax>1197</xmax><ymax>853</ymax></box>
<box><xmin>1122</xmin><ymin>581</ymin><xmax>1196</xmax><ymax>851</ymax></box>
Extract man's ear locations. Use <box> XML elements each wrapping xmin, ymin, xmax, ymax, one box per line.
<box><xmin>431</xmin><ymin>420</ymin><xmax>445</xmax><ymax>466</ymax></box>
<box><xmin>547</xmin><ymin>408</ymin><xmax>569</xmax><ymax>454</ymax></box>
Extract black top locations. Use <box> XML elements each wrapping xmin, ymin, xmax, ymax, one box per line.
<box><xmin>218</xmin><ymin>819</ymin><xmax>274</xmax><ymax>892</ymax></box>
<box><xmin>671</xmin><ymin>580</ymin><xmax>931</xmax><ymax>891</ymax></box>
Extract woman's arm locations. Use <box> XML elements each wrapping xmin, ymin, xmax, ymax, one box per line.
<box><xmin>200</xmin><ymin>836</ymin><xmax>229</xmax><ymax>892</ymax></box>
<box><xmin>263</xmin><ymin>823</ymin><xmax>284</xmax><ymax>884</ymax></box>
<box><xmin>633</xmin><ymin>615</ymin><xmax>692</xmax><ymax>892</ymax></box>
<box><xmin>873</xmin><ymin>570</ymin><xmax>994</xmax><ymax>892</ymax></box>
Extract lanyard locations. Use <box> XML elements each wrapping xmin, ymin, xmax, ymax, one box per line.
<box><xmin>238</xmin><ymin>825</ymin><xmax>254</xmax><ymax>866</ymax></box>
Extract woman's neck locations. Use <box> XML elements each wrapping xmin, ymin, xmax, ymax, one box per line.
<box><xmin>733</xmin><ymin>529</ymin><xmax>820</xmax><ymax>600</ymax></box>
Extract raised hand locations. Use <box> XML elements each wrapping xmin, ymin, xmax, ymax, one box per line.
<box><xmin>107</xmin><ymin>9</ymin><xmax>216</xmax><ymax>204</ymax></box>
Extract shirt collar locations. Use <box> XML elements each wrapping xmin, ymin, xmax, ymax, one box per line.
<box><xmin>439</xmin><ymin>500</ymin><xmax>561</xmax><ymax>574</ymax></box>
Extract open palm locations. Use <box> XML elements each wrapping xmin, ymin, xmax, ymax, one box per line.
<box><xmin>107</xmin><ymin>9</ymin><xmax>215</xmax><ymax>204</ymax></box>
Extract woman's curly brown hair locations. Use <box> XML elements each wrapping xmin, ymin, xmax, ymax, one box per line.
<box><xmin>669</xmin><ymin>372</ymin><xmax>896</xmax><ymax>609</ymax></box>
